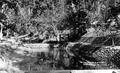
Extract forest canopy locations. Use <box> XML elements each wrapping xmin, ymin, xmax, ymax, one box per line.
<box><xmin>0</xmin><ymin>0</ymin><xmax>120</xmax><ymax>42</ymax></box>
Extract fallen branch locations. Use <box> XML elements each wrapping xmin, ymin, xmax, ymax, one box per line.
<box><xmin>15</xmin><ymin>33</ymin><xmax>30</xmax><ymax>39</ymax></box>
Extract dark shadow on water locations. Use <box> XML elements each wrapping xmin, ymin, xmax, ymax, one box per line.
<box><xmin>65</xmin><ymin>43</ymin><xmax>101</xmax><ymax>69</ymax></box>
<box><xmin>111</xmin><ymin>50</ymin><xmax>120</xmax><ymax>68</ymax></box>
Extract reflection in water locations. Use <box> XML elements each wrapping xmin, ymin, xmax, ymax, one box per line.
<box><xmin>71</xmin><ymin>70</ymin><xmax>119</xmax><ymax>73</ymax></box>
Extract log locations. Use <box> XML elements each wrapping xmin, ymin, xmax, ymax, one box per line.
<box><xmin>17</xmin><ymin>43</ymin><xmax>50</xmax><ymax>53</ymax></box>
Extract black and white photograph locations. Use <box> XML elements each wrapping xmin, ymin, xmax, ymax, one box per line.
<box><xmin>0</xmin><ymin>0</ymin><xmax>120</xmax><ymax>73</ymax></box>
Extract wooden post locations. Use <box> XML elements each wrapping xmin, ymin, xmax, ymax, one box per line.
<box><xmin>59</xmin><ymin>34</ymin><xmax>61</xmax><ymax>42</ymax></box>
<box><xmin>0</xmin><ymin>23</ymin><xmax>3</xmax><ymax>40</ymax></box>
<box><xmin>57</xmin><ymin>33</ymin><xmax>60</xmax><ymax>42</ymax></box>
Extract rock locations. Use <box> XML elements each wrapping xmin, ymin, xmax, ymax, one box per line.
<box><xmin>86</xmin><ymin>27</ymin><xmax>95</xmax><ymax>33</ymax></box>
<box><xmin>0</xmin><ymin>71</ymin><xmax>8</xmax><ymax>73</ymax></box>
<box><xmin>0</xmin><ymin>58</ymin><xmax>7</xmax><ymax>69</ymax></box>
